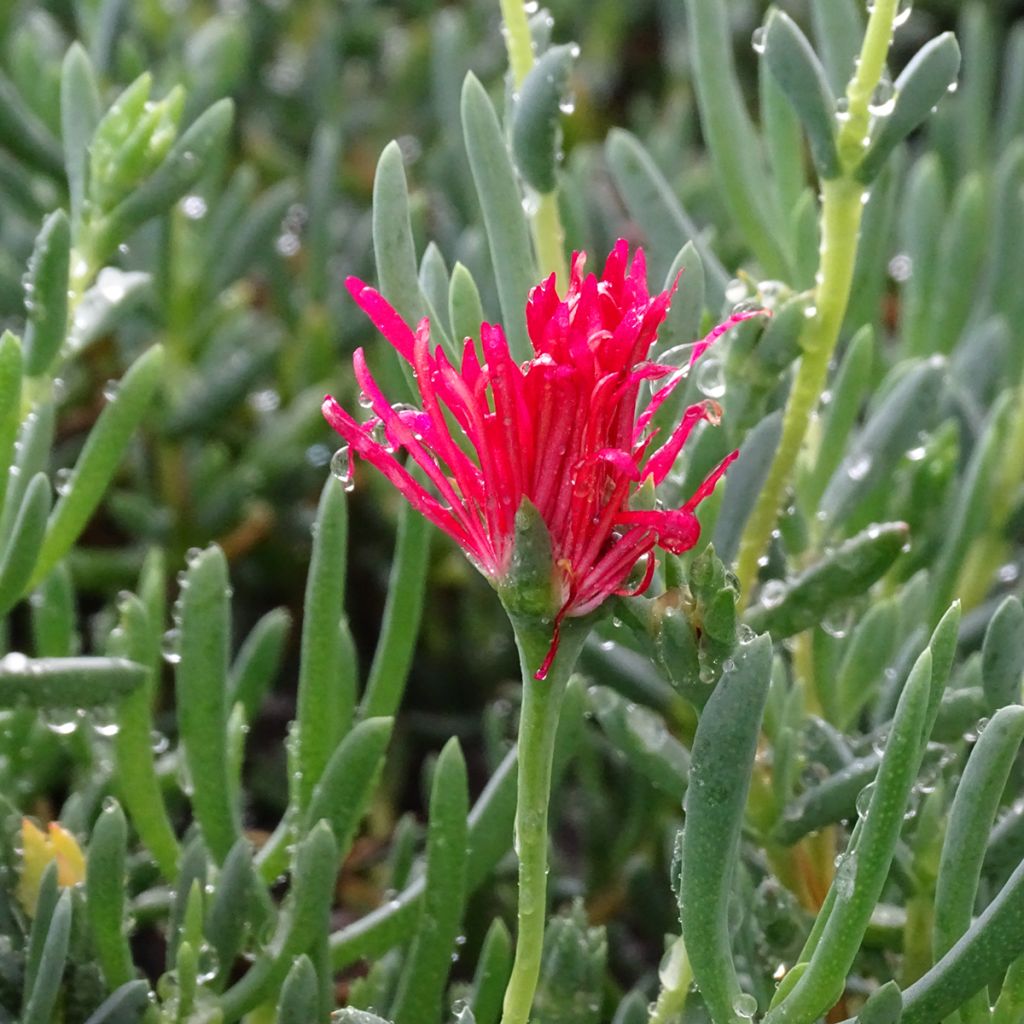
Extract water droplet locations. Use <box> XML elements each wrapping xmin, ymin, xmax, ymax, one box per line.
<box><xmin>330</xmin><ymin>446</ymin><xmax>355</xmax><ymax>491</ymax></box>
<box><xmin>946</xmin><ymin>79</ymin><xmax>958</xmax><ymax>94</ymax></box>
<box><xmin>102</xmin><ymin>380</ymin><xmax>121</xmax><ymax>402</ymax></box>
<box><xmin>869</xmin><ymin>74</ymin><xmax>896</xmax><ymax>117</ymax></box>
<box><xmin>91</xmin><ymin>708</ymin><xmax>120</xmax><ymax>737</ymax></box>
<box><xmin>357</xmin><ymin>390</ymin><xmax>374</xmax><ymax>410</ymax></box>
<box><xmin>835</xmin><ymin>96</ymin><xmax>850</xmax><ymax>122</ymax></box>
<box><xmin>161</xmin><ymin>628</ymin><xmax>182</xmax><ymax>665</ymax></box>
<box><xmin>888</xmin><ymin>253</ymin><xmax>913</xmax><ymax>281</ymax></box>
<box><xmin>872</xmin><ymin>732</ymin><xmax>889</xmax><ymax>757</ymax></box>
<box><xmin>733</xmin><ymin>994</ymin><xmax>758</xmax><ymax>1019</ymax></box>
<box><xmin>247</xmin><ymin>389</ymin><xmax>281</xmax><ymax>414</ymax></box>
<box><xmin>998</xmin><ymin>562</ymin><xmax>1020</xmax><ymax>585</ymax></box>
<box><xmin>725</xmin><ymin>278</ymin><xmax>748</xmax><ymax>305</ymax></box>
<box><xmin>180</xmin><ymin>194</ymin><xmax>207</xmax><ymax>220</ymax></box>
<box><xmin>521</xmin><ymin>188</ymin><xmax>541</xmax><ymax>217</ymax></box>
<box><xmin>54</xmin><ymin>467</ymin><xmax>74</xmax><ymax>496</ymax></box>
<box><xmin>893</xmin><ymin>0</ymin><xmax>913</xmax><ymax>27</ymax></box>
<box><xmin>659</xmin><ymin>938</ymin><xmax>689</xmax><ymax>989</ymax></box>
<box><xmin>847</xmin><ymin>454</ymin><xmax>872</xmax><ymax>481</ymax></box>
<box><xmin>833</xmin><ymin>851</ymin><xmax>857</xmax><ymax>898</ymax></box>
<box><xmin>760</xmin><ymin>580</ymin><xmax>787</xmax><ymax>609</ymax></box>
<box><xmin>751</xmin><ymin>26</ymin><xmax>767</xmax><ymax>53</ymax></box>
<box><xmin>0</xmin><ymin>652</ymin><xmax>29</xmax><ymax>673</ymax></box>
<box><xmin>523</xmin><ymin>0</ymin><xmax>539</xmax><ymax>11</ymax></box>
<box><xmin>275</xmin><ymin>232</ymin><xmax>301</xmax><ymax>257</ymax></box>
<box><xmin>43</xmin><ymin>708</ymin><xmax>83</xmax><ymax>735</ymax></box>
<box><xmin>197</xmin><ymin>946</ymin><xmax>220</xmax><ymax>984</ymax></box>
<box><xmin>821</xmin><ymin>607</ymin><xmax>852</xmax><ymax>639</ymax></box>
<box><xmin>757</xmin><ymin>279</ymin><xmax>785</xmax><ymax>310</ymax></box>
<box><xmin>305</xmin><ymin>443</ymin><xmax>332</xmax><ymax>467</ymax></box>
<box><xmin>856</xmin><ymin>781</ymin><xmax>876</xmax><ymax>818</ymax></box>
<box><xmin>696</xmin><ymin>357</ymin><xmax>725</xmax><ymax>398</ymax></box>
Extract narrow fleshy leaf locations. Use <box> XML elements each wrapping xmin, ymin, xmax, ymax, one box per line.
<box><xmin>277</xmin><ymin>954</ymin><xmax>319</xmax><ymax>1024</ymax></box>
<box><xmin>460</xmin><ymin>73</ymin><xmax>535</xmax><ymax>361</ymax></box>
<box><xmin>30</xmin><ymin>344</ymin><xmax>165</xmax><ymax>588</ymax></box>
<box><xmin>680</xmin><ymin>634</ymin><xmax>772</xmax><ymax>1024</ymax></box>
<box><xmin>91</xmin><ymin>98</ymin><xmax>233</xmax><ymax>264</ymax></box>
<box><xmin>511</xmin><ymin>43</ymin><xmax>576</xmax><ymax>193</ymax></box>
<box><xmin>933</xmin><ymin>706</ymin><xmax>1024</xmax><ymax>962</ymax></box>
<box><xmin>391</xmin><ymin>737</ymin><xmax>469</xmax><ymax>1024</ymax></box>
<box><xmin>605</xmin><ymin>129</ymin><xmax>728</xmax><ymax>308</ymax></box>
<box><xmin>86</xmin><ymin>799</ymin><xmax>135</xmax><ymax>989</ymax></box>
<box><xmin>762</xmin><ymin>10</ymin><xmax>841</xmax><ymax>179</ymax></box>
<box><xmin>23</xmin><ymin>890</ymin><xmax>72</xmax><ymax>1024</ymax></box>
<box><xmin>682</xmin><ymin>0</ymin><xmax>789</xmax><ymax>276</ymax></box>
<box><xmin>746</xmin><ymin>523</ymin><xmax>909</xmax><ymax>639</ymax></box>
<box><xmin>109</xmin><ymin>593</ymin><xmax>179</xmax><ymax>879</ymax></box>
<box><xmin>470</xmin><ymin>919</ymin><xmax>513</xmax><ymax>1024</ymax></box>
<box><xmin>982</xmin><ymin>597</ymin><xmax>1024</xmax><ymax>709</ymax></box>
<box><xmin>175</xmin><ymin>545</ymin><xmax>239</xmax><ymax>863</ymax></box>
<box><xmin>857</xmin><ymin>34</ymin><xmax>961</xmax><ymax>182</ymax></box>
<box><xmin>304</xmin><ymin>716</ymin><xmax>393</xmax><ymax>857</ymax></box>
<box><xmin>766</xmin><ymin>650</ymin><xmax>932</xmax><ymax>1024</ymax></box>
<box><xmin>220</xmin><ymin>822</ymin><xmax>338</xmax><ymax>1019</ymax></box>
<box><xmin>295</xmin><ymin>476</ymin><xmax>352</xmax><ymax>811</ymax></box>
<box><xmin>0</xmin><ymin>655</ymin><xmax>145</xmax><ymax>707</ymax></box>
<box><xmin>0</xmin><ymin>473</ymin><xmax>51</xmax><ymax>615</ymax></box>
<box><xmin>360</xmin><ymin>504</ymin><xmax>431</xmax><ymax>719</ymax></box>
<box><xmin>22</xmin><ymin>209</ymin><xmax>70</xmax><ymax>378</ymax></box>
<box><xmin>60</xmin><ymin>44</ymin><xmax>101</xmax><ymax>232</ymax></box>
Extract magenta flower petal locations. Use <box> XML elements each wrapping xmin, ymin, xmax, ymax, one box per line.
<box><xmin>325</xmin><ymin>242</ymin><xmax>759</xmax><ymax>678</ymax></box>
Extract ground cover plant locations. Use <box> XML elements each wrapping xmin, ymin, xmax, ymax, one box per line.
<box><xmin>0</xmin><ymin>0</ymin><xmax>1023</xmax><ymax>1021</ymax></box>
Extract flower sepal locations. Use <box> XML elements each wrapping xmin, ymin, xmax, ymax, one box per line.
<box><xmin>498</xmin><ymin>497</ymin><xmax>561</xmax><ymax>620</ymax></box>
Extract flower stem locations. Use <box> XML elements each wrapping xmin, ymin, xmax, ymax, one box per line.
<box><xmin>498</xmin><ymin>0</ymin><xmax>569</xmax><ymax>288</ymax></box>
<box><xmin>499</xmin><ymin>0</ymin><xmax>536</xmax><ymax>86</ymax></box>
<box><xmin>735</xmin><ymin>0</ymin><xmax>899</xmax><ymax>601</ymax></box>
<box><xmin>500</xmin><ymin>619</ymin><xmax>586</xmax><ymax>1024</ymax></box>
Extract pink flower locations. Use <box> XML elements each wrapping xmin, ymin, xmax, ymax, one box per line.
<box><xmin>323</xmin><ymin>240</ymin><xmax>763</xmax><ymax>678</ymax></box>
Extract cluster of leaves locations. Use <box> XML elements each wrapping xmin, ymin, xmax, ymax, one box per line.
<box><xmin>0</xmin><ymin>0</ymin><xmax>1022</xmax><ymax>1023</ymax></box>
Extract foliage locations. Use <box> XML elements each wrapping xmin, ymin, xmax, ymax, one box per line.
<box><xmin>0</xmin><ymin>1</ymin><xmax>1021</xmax><ymax>1023</ymax></box>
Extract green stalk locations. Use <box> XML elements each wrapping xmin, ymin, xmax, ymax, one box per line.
<box><xmin>500</xmin><ymin>618</ymin><xmax>587</xmax><ymax>1024</ymax></box>
<box><xmin>498</xmin><ymin>0</ymin><xmax>568</xmax><ymax>287</ymax></box>
<box><xmin>735</xmin><ymin>0</ymin><xmax>899</xmax><ymax>599</ymax></box>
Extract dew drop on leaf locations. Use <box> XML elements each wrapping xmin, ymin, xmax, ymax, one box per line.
<box><xmin>330</xmin><ymin>446</ymin><xmax>355</xmax><ymax>491</ymax></box>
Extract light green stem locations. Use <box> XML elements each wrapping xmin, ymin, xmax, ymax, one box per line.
<box><xmin>735</xmin><ymin>0</ymin><xmax>899</xmax><ymax>600</ymax></box>
<box><xmin>499</xmin><ymin>0</ymin><xmax>536</xmax><ymax>85</ymax></box>
<box><xmin>498</xmin><ymin>0</ymin><xmax>569</xmax><ymax>288</ymax></box>
<box><xmin>500</xmin><ymin>620</ymin><xmax>586</xmax><ymax>1024</ymax></box>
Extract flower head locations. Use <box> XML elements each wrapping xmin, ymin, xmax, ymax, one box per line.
<box><xmin>17</xmin><ymin>818</ymin><xmax>86</xmax><ymax>914</ymax></box>
<box><xmin>323</xmin><ymin>240</ymin><xmax>763</xmax><ymax>677</ymax></box>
